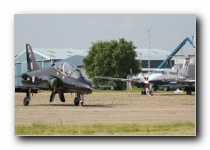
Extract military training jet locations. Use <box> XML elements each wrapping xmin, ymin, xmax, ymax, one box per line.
<box><xmin>15</xmin><ymin>44</ymin><xmax>93</xmax><ymax>106</ymax></box>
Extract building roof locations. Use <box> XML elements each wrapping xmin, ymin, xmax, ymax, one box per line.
<box><xmin>16</xmin><ymin>48</ymin><xmax>171</xmax><ymax>61</ymax></box>
<box><xmin>33</xmin><ymin>48</ymin><xmax>88</xmax><ymax>59</ymax></box>
<box><xmin>135</xmin><ymin>49</ymin><xmax>171</xmax><ymax>60</ymax></box>
<box><xmin>58</xmin><ymin>55</ymin><xmax>84</xmax><ymax>67</ymax></box>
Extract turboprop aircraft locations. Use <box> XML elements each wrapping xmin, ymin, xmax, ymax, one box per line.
<box><xmin>15</xmin><ymin>44</ymin><xmax>93</xmax><ymax>106</ymax></box>
<box><xmin>149</xmin><ymin>56</ymin><xmax>191</xmax><ymax>84</ymax></box>
<box><xmin>97</xmin><ymin>55</ymin><xmax>195</xmax><ymax>95</ymax></box>
<box><xmin>148</xmin><ymin>56</ymin><xmax>195</xmax><ymax>94</ymax></box>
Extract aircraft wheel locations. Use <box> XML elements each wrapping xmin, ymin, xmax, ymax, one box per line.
<box><xmin>74</xmin><ymin>97</ymin><xmax>79</xmax><ymax>106</ymax></box>
<box><xmin>23</xmin><ymin>97</ymin><xmax>30</xmax><ymax>106</ymax></box>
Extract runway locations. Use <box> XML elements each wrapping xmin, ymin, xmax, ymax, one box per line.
<box><xmin>15</xmin><ymin>92</ymin><xmax>195</xmax><ymax>125</ymax></box>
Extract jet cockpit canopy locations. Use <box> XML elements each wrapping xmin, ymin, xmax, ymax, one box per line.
<box><xmin>54</xmin><ymin>62</ymin><xmax>83</xmax><ymax>79</ymax></box>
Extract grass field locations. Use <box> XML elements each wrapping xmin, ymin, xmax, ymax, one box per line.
<box><xmin>16</xmin><ymin>87</ymin><xmax>195</xmax><ymax>136</ymax></box>
<box><xmin>93</xmin><ymin>86</ymin><xmax>179</xmax><ymax>93</ymax></box>
<box><xmin>16</xmin><ymin>122</ymin><xmax>195</xmax><ymax>136</ymax></box>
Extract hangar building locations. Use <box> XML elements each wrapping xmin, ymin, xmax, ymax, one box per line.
<box><xmin>15</xmin><ymin>48</ymin><xmax>175</xmax><ymax>86</ymax></box>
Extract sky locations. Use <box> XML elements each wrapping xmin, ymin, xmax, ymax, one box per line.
<box><xmin>14</xmin><ymin>14</ymin><xmax>196</xmax><ymax>56</ymax></box>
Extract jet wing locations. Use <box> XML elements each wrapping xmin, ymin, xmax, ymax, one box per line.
<box><xmin>160</xmin><ymin>84</ymin><xmax>194</xmax><ymax>88</ymax></box>
<box><xmin>160</xmin><ymin>80</ymin><xmax>195</xmax><ymax>90</ymax></box>
<box><xmin>15</xmin><ymin>85</ymin><xmax>50</xmax><ymax>93</ymax></box>
<box><xmin>177</xmin><ymin>80</ymin><xmax>195</xmax><ymax>85</ymax></box>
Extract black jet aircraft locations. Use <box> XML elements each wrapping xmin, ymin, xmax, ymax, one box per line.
<box><xmin>15</xmin><ymin>44</ymin><xmax>93</xmax><ymax>106</ymax></box>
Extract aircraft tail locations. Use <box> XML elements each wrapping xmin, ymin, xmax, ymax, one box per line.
<box><xmin>180</xmin><ymin>56</ymin><xmax>190</xmax><ymax>76</ymax></box>
<box><xmin>26</xmin><ymin>44</ymin><xmax>40</xmax><ymax>71</ymax></box>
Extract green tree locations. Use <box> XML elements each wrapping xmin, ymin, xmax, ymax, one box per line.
<box><xmin>83</xmin><ymin>38</ymin><xmax>141</xmax><ymax>90</ymax></box>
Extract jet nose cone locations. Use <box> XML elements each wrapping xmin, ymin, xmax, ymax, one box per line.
<box><xmin>81</xmin><ymin>79</ymin><xmax>93</xmax><ymax>93</ymax></box>
<box><xmin>84</xmin><ymin>85</ymin><xmax>93</xmax><ymax>94</ymax></box>
<box><xmin>84</xmin><ymin>81</ymin><xmax>93</xmax><ymax>89</ymax></box>
<box><xmin>88</xmin><ymin>83</ymin><xmax>93</xmax><ymax>91</ymax></box>
<box><xmin>87</xmin><ymin>85</ymin><xmax>93</xmax><ymax>91</ymax></box>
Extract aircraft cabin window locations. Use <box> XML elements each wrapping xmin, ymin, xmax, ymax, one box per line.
<box><xmin>63</xmin><ymin>63</ymin><xmax>74</xmax><ymax>76</ymax></box>
<box><xmin>55</xmin><ymin>63</ymin><xmax>63</xmax><ymax>72</ymax></box>
<box><xmin>70</xmin><ymin>70</ymin><xmax>83</xmax><ymax>79</ymax></box>
<box><xmin>54</xmin><ymin>62</ymin><xmax>82</xmax><ymax>77</ymax></box>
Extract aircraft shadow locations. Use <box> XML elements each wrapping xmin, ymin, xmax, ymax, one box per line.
<box><xmin>28</xmin><ymin>103</ymin><xmax>114</xmax><ymax>108</ymax></box>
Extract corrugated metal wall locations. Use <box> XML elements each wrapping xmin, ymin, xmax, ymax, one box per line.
<box><xmin>142</xmin><ymin>60</ymin><xmax>174</xmax><ymax>69</ymax></box>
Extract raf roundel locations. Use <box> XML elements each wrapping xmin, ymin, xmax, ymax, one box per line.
<box><xmin>32</xmin><ymin>76</ymin><xmax>35</xmax><ymax>83</ymax></box>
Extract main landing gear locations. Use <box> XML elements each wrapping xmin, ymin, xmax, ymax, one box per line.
<box><xmin>185</xmin><ymin>87</ymin><xmax>194</xmax><ymax>95</ymax></box>
<box><xmin>186</xmin><ymin>88</ymin><xmax>192</xmax><ymax>95</ymax></box>
<box><xmin>23</xmin><ymin>89</ymin><xmax>31</xmax><ymax>106</ymax></box>
<box><xmin>74</xmin><ymin>93</ymin><xmax>84</xmax><ymax>106</ymax></box>
<box><xmin>22</xmin><ymin>89</ymin><xmax>85</xmax><ymax>107</ymax></box>
<box><xmin>141</xmin><ymin>90</ymin><xmax>146</xmax><ymax>95</ymax></box>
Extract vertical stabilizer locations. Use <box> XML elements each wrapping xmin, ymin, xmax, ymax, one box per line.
<box><xmin>26</xmin><ymin>44</ymin><xmax>40</xmax><ymax>71</ymax></box>
<box><xmin>180</xmin><ymin>56</ymin><xmax>190</xmax><ymax>76</ymax></box>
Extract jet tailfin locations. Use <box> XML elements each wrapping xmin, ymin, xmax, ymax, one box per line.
<box><xmin>26</xmin><ymin>44</ymin><xmax>40</xmax><ymax>71</ymax></box>
<box><xmin>180</xmin><ymin>56</ymin><xmax>190</xmax><ymax>76</ymax></box>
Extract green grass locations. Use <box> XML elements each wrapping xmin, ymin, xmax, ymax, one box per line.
<box><xmin>93</xmin><ymin>86</ymin><xmax>175</xmax><ymax>94</ymax></box>
<box><xmin>38</xmin><ymin>86</ymin><xmax>174</xmax><ymax>94</ymax></box>
<box><xmin>15</xmin><ymin>122</ymin><xmax>195</xmax><ymax>136</ymax></box>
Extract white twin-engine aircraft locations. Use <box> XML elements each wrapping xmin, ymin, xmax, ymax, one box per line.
<box><xmin>148</xmin><ymin>56</ymin><xmax>195</xmax><ymax>94</ymax></box>
<box><xmin>149</xmin><ymin>56</ymin><xmax>191</xmax><ymax>84</ymax></box>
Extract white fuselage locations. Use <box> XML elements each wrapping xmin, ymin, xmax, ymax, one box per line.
<box><xmin>148</xmin><ymin>69</ymin><xmax>179</xmax><ymax>83</ymax></box>
<box><xmin>148</xmin><ymin>56</ymin><xmax>190</xmax><ymax>84</ymax></box>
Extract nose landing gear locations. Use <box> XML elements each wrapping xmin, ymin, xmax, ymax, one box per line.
<box><xmin>74</xmin><ymin>93</ymin><xmax>84</xmax><ymax>106</ymax></box>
